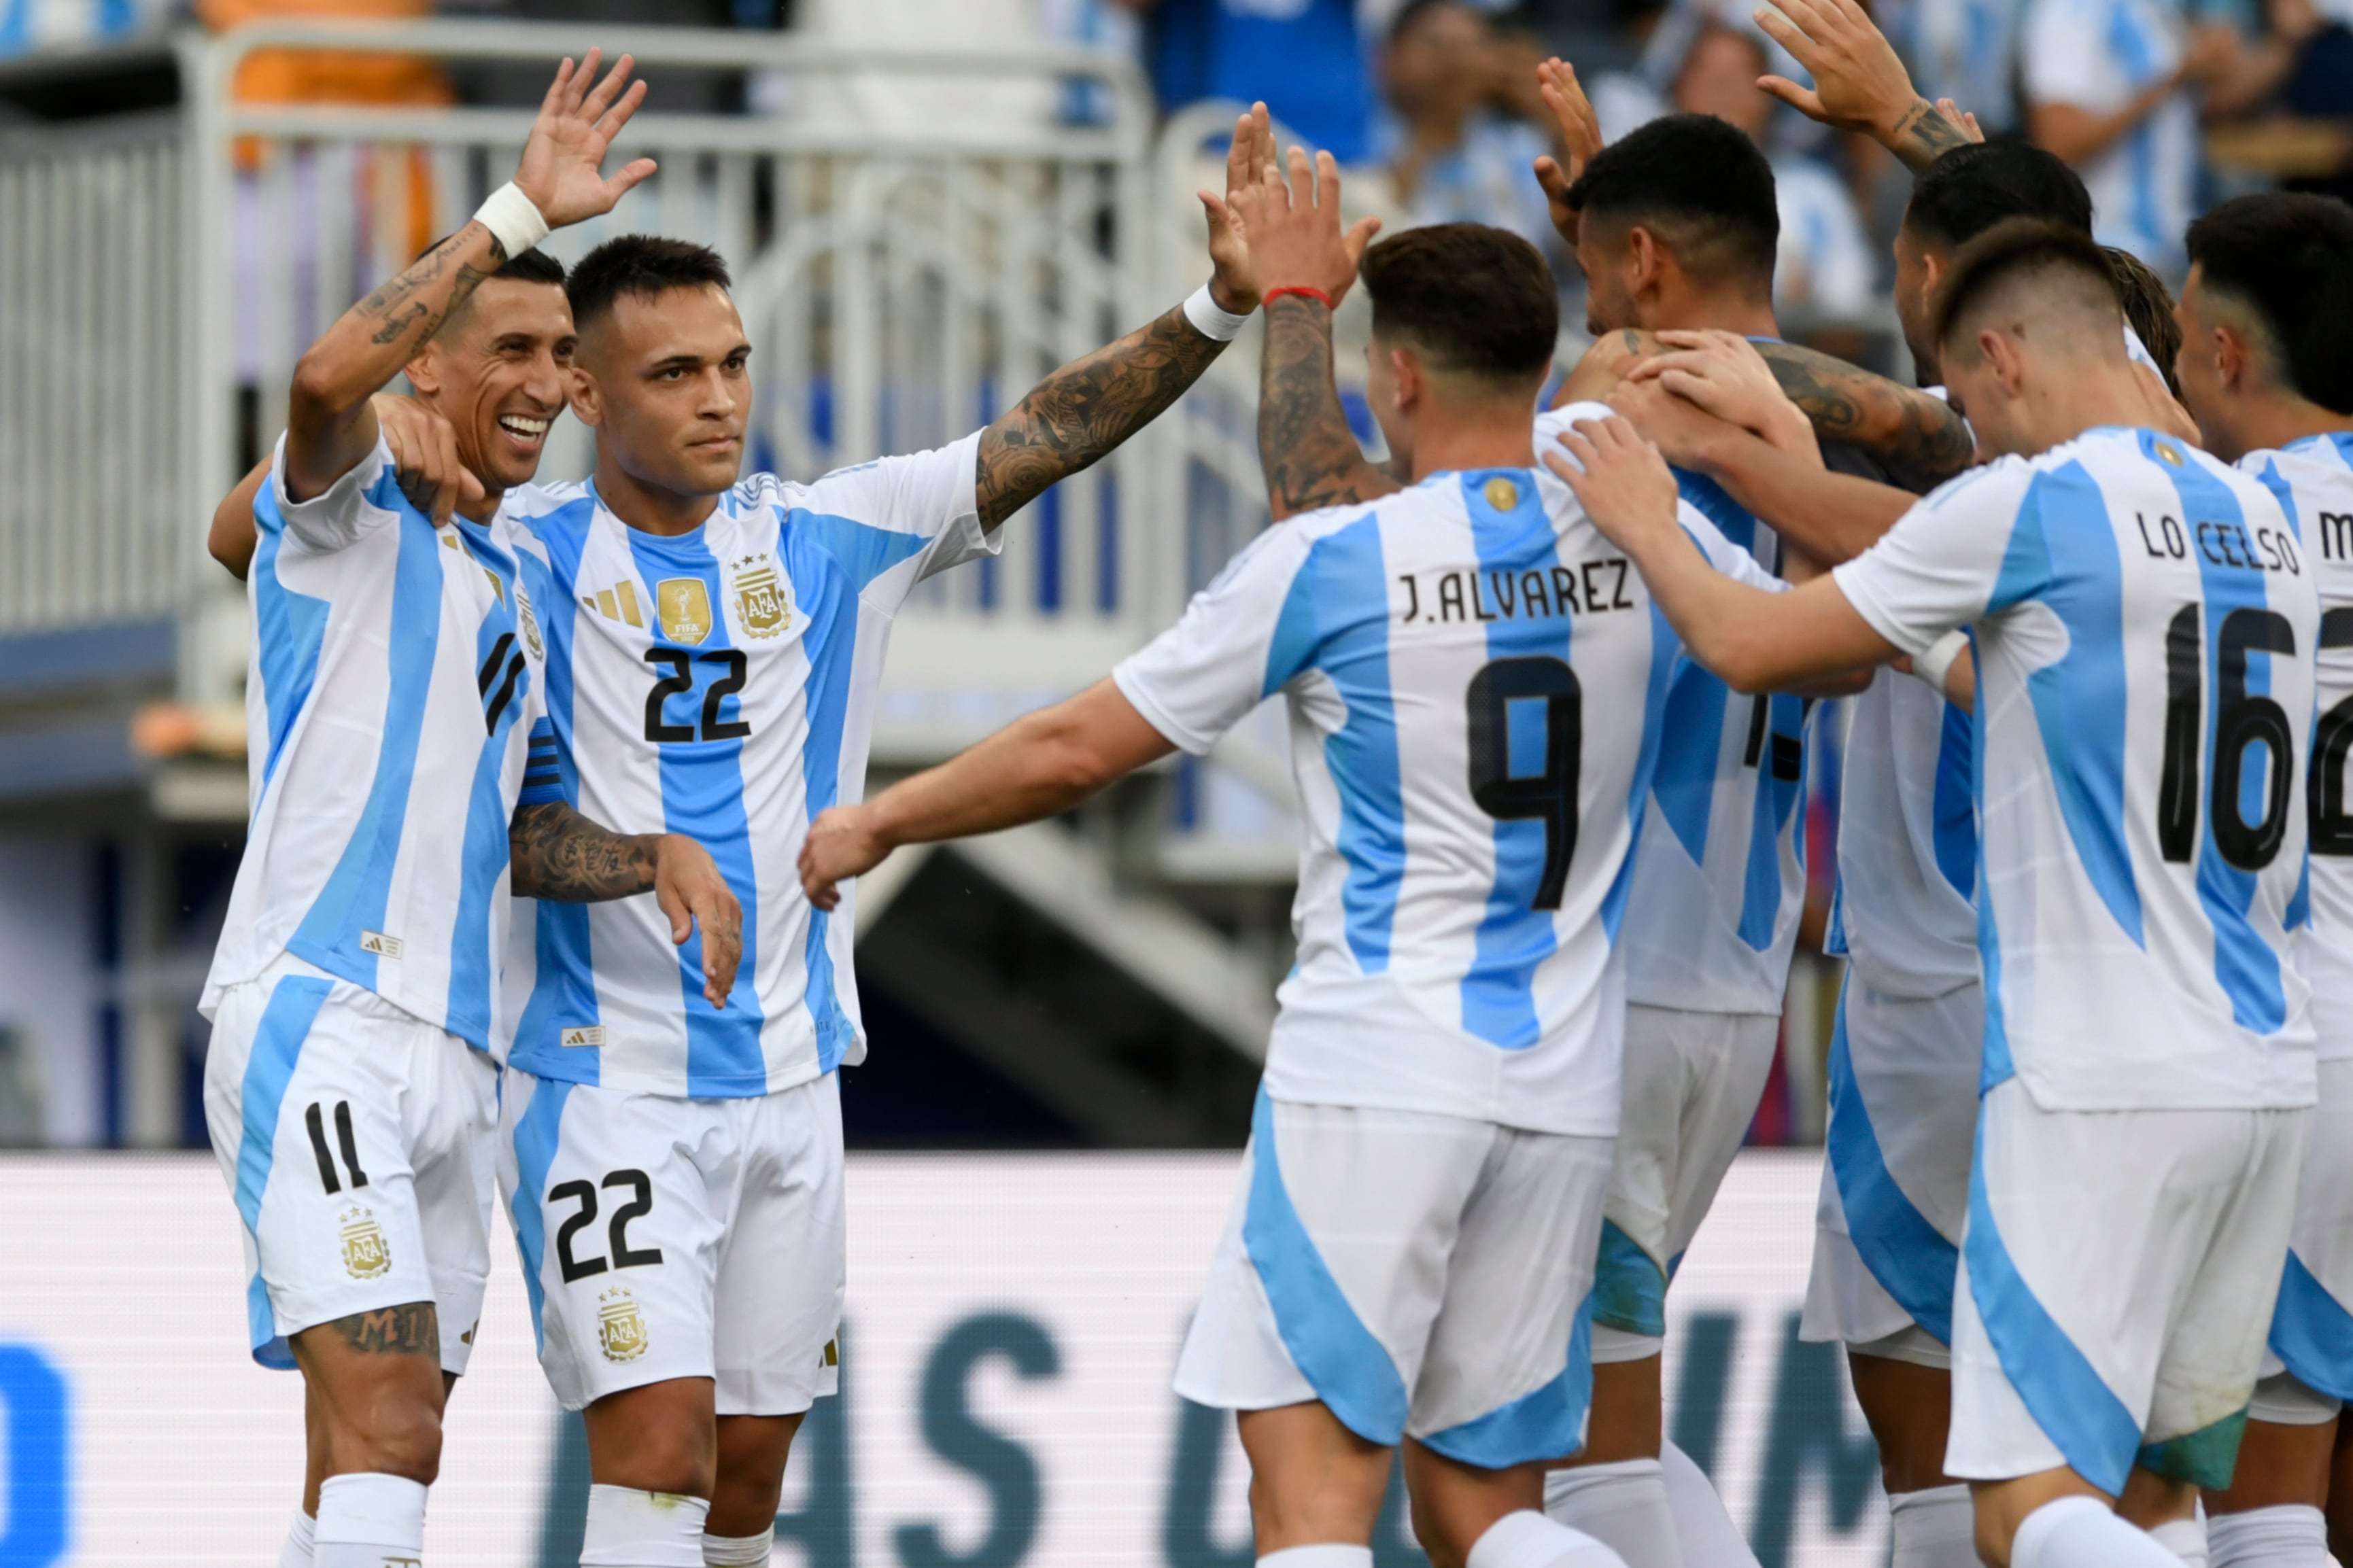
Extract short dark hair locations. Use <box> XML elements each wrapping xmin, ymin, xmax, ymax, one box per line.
<box><xmin>1388</xmin><ymin>0</ymin><xmax>1473</xmax><ymax>42</ymax></box>
<box><xmin>1933</xmin><ymin>217</ymin><xmax>2122</xmax><ymax>350</ymax></box>
<box><xmin>413</xmin><ymin>237</ymin><xmax>567</xmax><ymax>288</ymax></box>
<box><xmin>2186</xmin><ymin>192</ymin><xmax>2353</xmax><ymax>415</ymax></box>
<box><xmin>1902</xmin><ymin>141</ymin><xmax>2093</xmax><ymax>250</ymax></box>
<box><xmin>1360</xmin><ymin>222</ymin><xmax>1558</xmax><ymax>383</ymax></box>
<box><xmin>567</xmin><ymin>234</ymin><xmax>734</xmax><ymax>330</ymax></box>
<box><xmin>1564</xmin><ymin>114</ymin><xmax>1777</xmax><ymax>291</ymax></box>
<box><xmin>2103</xmin><ymin>245</ymin><xmax>2183</xmax><ymax>398</ymax></box>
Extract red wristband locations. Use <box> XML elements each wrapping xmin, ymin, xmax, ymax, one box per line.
<box><xmin>1263</xmin><ymin>285</ymin><xmax>1335</xmax><ymax>311</ymax></box>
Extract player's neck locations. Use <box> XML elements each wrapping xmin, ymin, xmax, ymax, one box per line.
<box><xmin>1406</xmin><ymin>410</ymin><xmax>1538</xmax><ymax>481</ymax></box>
<box><xmin>2016</xmin><ymin>366</ymin><xmax>2154</xmax><ymax>450</ymax></box>
<box><xmin>594</xmin><ymin>456</ymin><xmax>721</xmax><ymax>537</ymax></box>
<box><xmin>456</xmin><ymin>487</ymin><xmax>502</xmax><ymax>527</ymax></box>
<box><xmin>1643</xmin><ymin>288</ymin><xmax>1777</xmax><ymax>341</ymax></box>
<box><xmin>2229</xmin><ymin>394</ymin><xmax>2353</xmax><ymax>458</ymax></box>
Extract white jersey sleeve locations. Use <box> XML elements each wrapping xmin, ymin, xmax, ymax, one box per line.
<box><xmin>271</xmin><ymin>434</ymin><xmax>402</xmax><ymax>555</ymax></box>
<box><xmin>749</xmin><ymin>433</ymin><xmax>995</xmax><ymax>618</ymax></box>
<box><xmin>1832</xmin><ymin>459</ymin><xmax>2038</xmax><ymax>655</ymax></box>
<box><xmin>1114</xmin><ymin>526</ymin><xmax>1321</xmax><ymax>756</ymax></box>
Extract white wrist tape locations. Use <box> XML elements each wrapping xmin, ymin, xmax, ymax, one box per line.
<box><xmin>473</xmin><ymin>181</ymin><xmax>552</xmax><ymax>260</ymax></box>
<box><xmin>1183</xmin><ymin>283</ymin><xmax>1252</xmax><ymax>343</ymax></box>
<box><xmin>1913</xmin><ymin>630</ymin><xmax>1967</xmax><ymax>696</ymax></box>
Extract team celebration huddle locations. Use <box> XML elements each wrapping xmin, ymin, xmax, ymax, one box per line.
<box><xmin>192</xmin><ymin>3</ymin><xmax>2353</xmax><ymax>1565</ymax></box>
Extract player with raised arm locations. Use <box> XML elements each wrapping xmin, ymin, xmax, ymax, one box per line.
<box><xmin>1550</xmin><ymin>218</ymin><xmax>2318</xmax><ymax>1568</ymax></box>
<box><xmin>197</xmin><ymin>53</ymin><xmax>741</xmax><ymax>1568</ymax></box>
<box><xmin>485</xmin><ymin>108</ymin><xmax>1281</xmax><ymax>1568</ymax></box>
<box><xmin>796</xmin><ymin>167</ymin><xmax>1823</xmax><ymax>1568</ymax></box>
<box><xmin>2168</xmin><ymin>193</ymin><xmax>2353</xmax><ymax>1568</ymax></box>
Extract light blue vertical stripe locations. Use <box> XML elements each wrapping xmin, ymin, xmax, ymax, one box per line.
<box><xmin>1737</xmin><ymin>692</ymin><xmax>1806</xmax><ymax>949</ymax></box>
<box><xmin>2148</xmin><ymin>434</ymin><xmax>2290</xmax><ymax>1030</ymax></box>
<box><xmin>625</xmin><ymin>523</ymin><xmax>768</xmax><ymax>1095</ymax></box>
<box><xmin>1460</xmin><ymin>470</ymin><xmax>1571</xmax><ymax>1049</ymax></box>
<box><xmin>1825</xmin><ymin>981</ymin><xmax>1959</xmax><ymax>1342</ymax></box>
<box><xmin>1933</xmin><ymin>699</ymin><xmax>1978</xmax><ymax>899</ymax></box>
<box><xmin>506</xmin><ymin>1073</ymin><xmax>574</xmax><ymax>1352</ymax></box>
<box><xmin>1601</xmin><ymin>599</ymin><xmax>1681</xmax><ymax>941</ymax></box>
<box><xmin>249</xmin><ymin>487</ymin><xmax>330</xmax><ymax>796</ymax></box>
<box><xmin>511</xmin><ymin>501</ymin><xmax>603</xmax><ymax>1083</ymax></box>
<box><xmin>235</xmin><ymin>974</ymin><xmax>333</xmax><ymax>1367</ymax></box>
<box><xmin>288</xmin><ymin>486</ymin><xmax>445</xmax><ymax>991</ymax></box>
<box><xmin>1647</xmin><ymin>470</ymin><xmax>1756</xmax><ymax>864</ymax></box>
<box><xmin>1974</xmin><ymin>638</ymin><xmax>2017</xmax><ymax>1094</ymax></box>
<box><xmin>444</xmin><ymin>523</ymin><xmax>530</xmax><ymax>1050</ymax></box>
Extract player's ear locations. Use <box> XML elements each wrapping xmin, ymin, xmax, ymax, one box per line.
<box><xmin>568</xmin><ymin>364</ymin><xmax>605</xmax><ymax>429</ymax></box>
<box><xmin>405</xmin><ymin>343</ymin><xmax>441</xmax><ymax>398</ymax></box>
<box><xmin>1626</xmin><ymin>226</ymin><xmax>1660</xmax><ymax>298</ymax></box>
<box><xmin>2213</xmin><ymin>325</ymin><xmax>2249</xmax><ymax>391</ymax></box>
<box><xmin>1391</xmin><ymin>346</ymin><xmax>1424</xmax><ymax>413</ymax></box>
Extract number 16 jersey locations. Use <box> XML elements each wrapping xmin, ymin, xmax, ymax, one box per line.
<box><xmin>1112</xmin><ymin>421</ymin><xmax>1780</xmax><ymax>1137</ymax></box>
<box><xmin>495</xmin><ymin>436</ymin><xmax>995</xmax><ymax>1098</ymax></box>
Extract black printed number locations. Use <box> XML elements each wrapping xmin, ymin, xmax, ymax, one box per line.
<box><xmin>303</xmin><ymin>1100</ymin><xmax>369</xmax><ymax>1194</ymax></box>
<box><xmin>550</xmin><ymin>1168</ymin><xmax>666</xmax><ymax>1284</ymax></box>
<box><xmin>642</xmin><ymin>648</ymin><xmax>753</xmax><ymax>744</ymax></box>
<box><xmin>2312</xmin><ymin>608</ymin><xmax>2353</xmax><ymax>858</ymax></box>
<box><xmin>2157</xmin><ymin>604</ymin><xmax>2299</xmax><ymax>870</ymax></box>
<box><xmin>1466</xmin><ymin>656</ymin><xmax>1583</xmax><ymax>911</ymax></box>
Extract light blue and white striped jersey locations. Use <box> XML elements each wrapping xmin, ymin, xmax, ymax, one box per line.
<box><xmin>2241</xmin><ymin>432</ymin><xmax>2353</xmax><ymax>1058</ymax></box>
<box><xmin>1882</xmin><ymin>0</ymin><xmax>2025</xmax><ymax>132</ymax></box>
<box><xmin>494</xmin><ymin>435</ymin><xmax>993</xmax><ymax>1098</ymax></box>
<box><xmin>2023</xmin><ymin>0</ymin><xmax>2198</xmax><ymax>277</ymax></box>
<box><xmin>1112</xmin><ymin>430</ymin><xmax>1782</xmax><ymax>1136</ymax></box>
<box><xmin>1836</xmin><ymin>426</ymin><xmax>2319</xmax><ymax>1109</ymax></box>
<box><xmin>1611</xmin><ymin>461</ymin><xmax>1810</xmax><ymax>1016</ymax></box>
<box><xmin>202</xmin><ymin>435</ymin><xmax>548</xmax><ymax>1050</ymax></box>
<box><xmin>1823</xmin><ymin>669</ymin><xmax>1980</xmax><ymax>1000</ymax></box>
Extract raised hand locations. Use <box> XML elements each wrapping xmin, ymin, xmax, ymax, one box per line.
<box><xmin>1531</xmin><ymin>56</ymin><xmax>1604</xmax><ymax>249</ymax></box>
<box><xmin>1626</xmin><ymin>330</ymin><xmax>1820</xmax><ymax>459</ymax></box>
<box><xmin>513</xmin><ymin>50</ymin><xmax>659</xmax><ymax>232</ymax></box>
<box><xmin>1231</xmin><ymin>144</ymin><xmax>1384</xmax><ymax>307</ymax></box>
<box><xmin>1543</xmin><ymin>417</ymin><xmax>1685</xmax><ymax>554</ymax></box>
<box><xmin>1752</xmin><ymin>0</ymin><xmax>1976</xmax><ymax>171</ymax></box>
<box><xmin>1199</xmin><ymin>102</ymin><xmax>1282</xmax><ymax>313</ymax></box>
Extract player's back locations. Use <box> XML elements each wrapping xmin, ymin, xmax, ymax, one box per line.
<box><xmin>495</xmin><ymin>436</ymin><xmax>991</xmax><ymax>1098</ymax></box>
<box><xmin>2242</xmin><ymin>432</ymin><xmax>2353</xmax><ymax>1053</ymax></box>
<box><xmin>1847</xmin><ymin>425</ymin><xmax>2320</xmax><ymax>1108</ymax></box>
<box><xmin>1116</xmin><ymin>434</ymin><xmax>1774</xmax><ymax>1137</ymax></box>
<box><xmin>203</xmin><ymin>439</ymin><xmax>546</xmax><ymax>1048</ymax></box>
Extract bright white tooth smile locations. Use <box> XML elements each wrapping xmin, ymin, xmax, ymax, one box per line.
<box><xmin>499</xmin><ymin>417</ymin><xmax>549</xmax><ymax>438</ymax></box>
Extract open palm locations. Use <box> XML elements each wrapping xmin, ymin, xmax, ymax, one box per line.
<box><xmin>513</xmin><ymin>50</ymin><xmax>659</xmax><ymax>230</ymax></box>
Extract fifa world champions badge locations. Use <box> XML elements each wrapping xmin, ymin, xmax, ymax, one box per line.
<box><xmin>339</xmin><ymin>1206</ymin><xmax>392</xmax><ymax>1280</ymax></box>
<box><xmin>655</xmin><ymin>577</ymin><xmax>715</xmax><ymax>645</ymax></box>
<box><xmin>598</xmin><ymin>1287</ymin><xmax>651</xmax><ymax>1362</ymax></box>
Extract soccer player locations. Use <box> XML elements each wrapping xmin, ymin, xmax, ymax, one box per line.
<box><xmin>198</xmin><ymin>53</ymin><xmax>741</xmax><ymax>1568</ymax></box>
<box><xmin>1549</xmin><ymin>217</ymin><xmax>2318</xmax><ymax>1568</ymax></box>
<box><xmin>2169</xmin><ymin>192</ymin><xmax>2353</xmax><ymax>1568</ymax></box>
<box><xmin>795</xmin><ymin>181</ymin><xmax>1803</xmax><ymax>1568</ymax></box>
<box><xmin>485</xmin><ymin>111</ymin><xmax>1280</xmax><ymax>1567</ymax></box>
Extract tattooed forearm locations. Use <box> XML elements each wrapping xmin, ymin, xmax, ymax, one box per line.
<box><xmin>1753</xmin><ymin>342</ymin><xmax>1975</xmax><ymax>484</ymax></box>
<box><xmin>1261</xmin><ymin>297</ymin><xmax>1401</xmax><ymax>520</ymax></box>
<box><xmin>328</xmin><ymin>1302</ymin><xmax>440</xmax><ymax>1358</ymax></box>
<box><xmin>509</xmin><ymin>801</ymin><xmax>659</xmax><ymax>902</ymax></box>
<box><xmin>348</xmin><ymin>232</ymin><xmax>506</xmax><ymax>360</ymax></box>
<box><xmin>975</xmin><ymin>304</ymin><xmax>1230</xmax><ymax>530</ymax></box>
<box><xmin>1884</xmin><ymin>97</ymin><xmax>1975</xmax><ymax>174</ymax></box>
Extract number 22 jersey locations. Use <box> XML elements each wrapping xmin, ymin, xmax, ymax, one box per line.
<box><xmin>1112</xmin><ymin>425</ymin><xmax>1781</xmax><ymax>1137</ymax></box>
<box><xmin>494</xmin><ymin>436</ymin><xmax>995</xmax><ymax>1098</ymax></box>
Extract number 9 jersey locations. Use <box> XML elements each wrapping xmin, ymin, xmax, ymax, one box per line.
<box><xmin>1111</xmin><ymin>421</ymin><xmax>1781</xmax><ymax>1138</ymax></box>
<box><xmin>492</xmin><ymin>435</ymin><xmax>996</xmax><ymax>1098</ymax></box>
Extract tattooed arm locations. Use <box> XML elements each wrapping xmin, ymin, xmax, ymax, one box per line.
<box><xmin>1749</xmin><ymin>342</ymin><xmax>1975</xmax><ymax>489</ymax></box>
<box><xmin>282</xmin><ymin>51</ymin><xmax>652</xmax><ymax>504</ymax></box>
<box><xmin>509</xmin><ymin>801</ymin><xmax>743</xmax><ymax>1007</ymax></box>
<box><xmin>1751</xmin><ymin>0</ymin><xmax>1983</xmax><ymax>173</ymax></box>
<box><xmin>1261</xmin><ymin>296</ymin><xmax>1402</xmax><ymax>520</ymax></box>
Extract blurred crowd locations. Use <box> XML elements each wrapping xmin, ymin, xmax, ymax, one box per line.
<box><xmin>7</xmin><ymin>0</ymin><xmax>2351</xmax><ymax>321</ymax></box>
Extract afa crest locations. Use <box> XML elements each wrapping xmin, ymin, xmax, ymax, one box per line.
<box><xmin>598</xmin><ymin>1287</ymin><xmax>650</xmax><ymax>1362</ymax></box>
<box><xmin>339</xmin><ymin>1207</ymin><xmax>392</xmax><ymax>1280</ymax></box>
<box><xmin>655</xmin><ymin>578</ymin><xmax>715</xmax><ymax>645</ymax></box>
<box><xmin>515</xmin><ymin>582</ymin><xmax>545</xmax><ymax>661</ymax></box>
<box><xmin>732</xmin><ymin>555</ymin><xmax>790</xmax><ymax>639</ymax></box>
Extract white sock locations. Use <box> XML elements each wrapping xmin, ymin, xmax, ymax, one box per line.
<box><xmin>313</xmin><ymin>1474</ymin><xmax>427</xmax><ymax>1568</ymax></box>
<box><xmin>1543</xmin><ymin>1460</ymin><xmax>1681</xmax><ymax>1568</ymax></box>
<box><xmin>1259</xmin><ymin>1548</ymin><xmax>1375</xmax><ymax>1568</ymax></box>
<box><xmin>702</xmin><ymin>1528</ymin><xmax>774</xmax><ymax>1566</ymax></box>
<box><xmin>2207</xmin><ymin>1504</ymin><xmax>2329</xmax><ymax>1567</ymax></box>
<box><xmin>2152</xmin><ymin>1515</ymin><xmax>2211</xmax><ymax>1567</ymax></box>
<box><xmin>1468</xmin><ymin>1508</ymin><xmax>1632</xmax><ymax>1568</ymax></box>
<box><xmin>1888</xmin><ymin>1484</ymin><xmax>1977</xmax><ymax>1568</ymax></box>
<box><xmin>2012</xmin><ymin>1496</ymin><xmax>2189</xmax><ymax>1568</ymax></box>
<box><xmin>279</xmin><ymin>1508</ymin><xmax>317</xmax><ymax>1568</ymax></box>
<box><xmin>581</xmin><ymin>1484</ymin><xmax>711</xmax><ymax>1567</ymax></box>
<box><xmin>1658</xmin><ymin>1440</ymin><xmax>1761</xmax><ymax>1568</ymax></box>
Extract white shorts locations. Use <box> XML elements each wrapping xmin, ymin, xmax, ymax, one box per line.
<box><xmin>1591</xmin><ymin>1005</ymin><xmax>1779</xmax><ymax>1359</ymax></box>
<box><xmin>500</xmin><ymin>1066</ymin><xmax>846</xmax><ymax>1415</ymax></box>
<box><xmin>1173</xmin><ymin>1090</ymin><xmax>1613</xmax><ymax>1468</ymax></box>
<box><xmin>1801</xmin><ymin>978</ymin><xmax>1982</xmax><ymax>1362</ymax></box>
<box><xmin>202</xmin><ymin>957</ymin><xmax>496</xmax><ymax>1376</ymax></box>
<box><xmin>1946</xmin><ymin>1077</ymin><xmax>2309</xmax><ymax>1493</ymax></box>
<box><xmin>2261</xmin><ymin>1056</ymin><xmax>2353</xmax><ymax>1410</ymax></box>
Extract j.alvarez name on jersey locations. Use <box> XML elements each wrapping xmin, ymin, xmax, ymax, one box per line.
<box><xmin>1394</xmin><ymin>557</ymin><xmax>1638</xmax><ymax>626</ymax></box>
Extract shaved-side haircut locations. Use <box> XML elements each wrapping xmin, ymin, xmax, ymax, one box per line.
<box><xmin>1933</xmin><ymin>219</ymin><xmax>2125</xmax><ymax>366</ymax></box>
